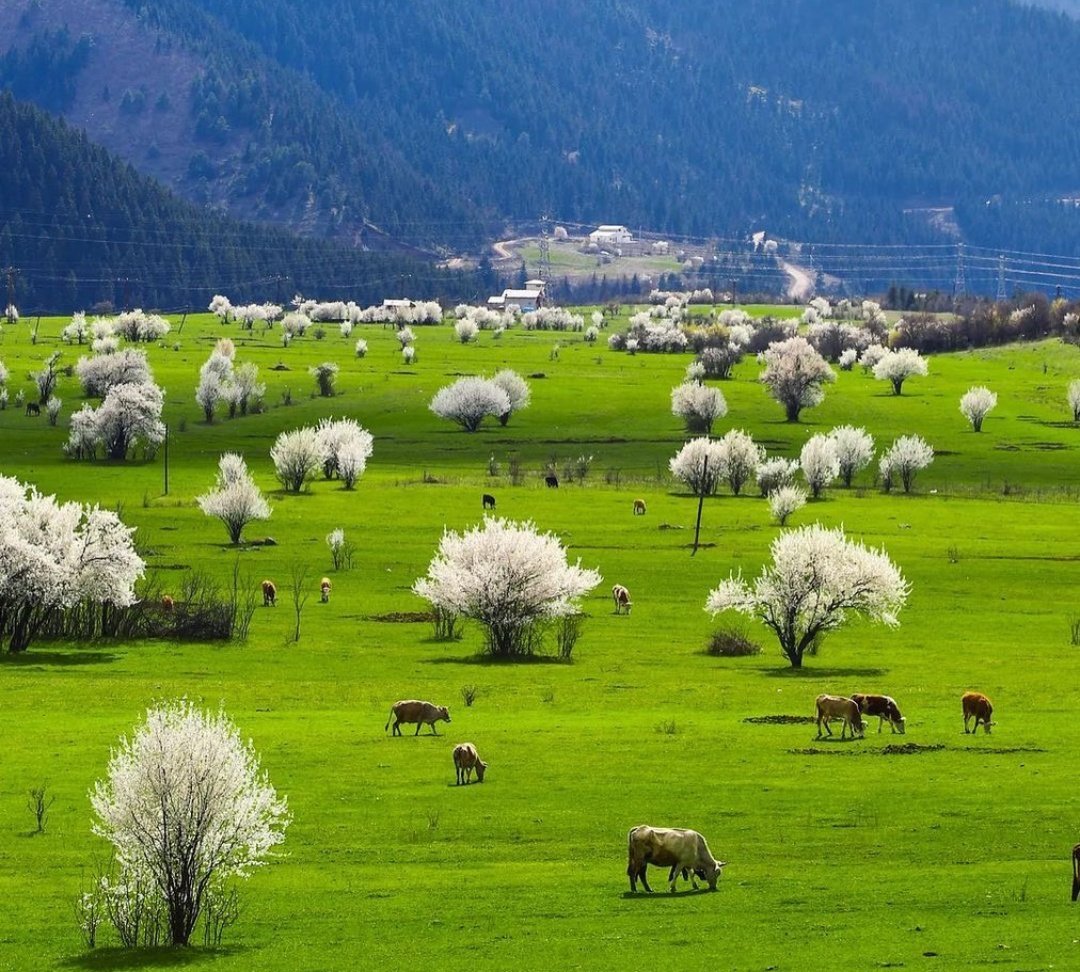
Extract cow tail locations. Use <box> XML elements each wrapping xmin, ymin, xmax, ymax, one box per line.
<box><xmin>384</xmin><ymin>706</ymin><xmax>395</xmax><ymax>732</ymax></box>
<box><xmin>1073</xmin><ymin>846</ymin><xmax>1080</xmax><ymax>902</ymax></box>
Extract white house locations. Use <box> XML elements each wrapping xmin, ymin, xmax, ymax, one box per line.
<box><xmin>589</xmin><ymin>224</ymin><xmax>633</xmax><ymax>246</ymax></box>
<box><xmin>502</xmin><ymin>288</ymin><xmax>542</xmax><ymax>312</ymax></box>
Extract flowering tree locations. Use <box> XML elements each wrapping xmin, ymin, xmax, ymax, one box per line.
<box><xmin>397</xmin><ymin>326</ymin><xmax>416</xmax><ymax>348</ymax></box>
<box><xmin>67</xmin><ymin>382</ymin><xmax>166</xmax><ymax>461</ymax></box>
<box><xmin>960</xmin><ymin>386</ymin><xmax>997</xmax><ymax>432</ymax></box>
<box><xmin>197</xmin><ymin>454</ymin><xmax>271</xmax><ymax>544</ymax></box>
<box><xmin>430</xmin><ymin>377</ymin><xmax>510</xmax><ymax>432</ymax></box>
<box><xmin>800</xmin><ymin>434</ymin><xmax>840</xmax><ymax>498</ymax></box>
<box><xmin>760</xmin><ymin>337</ymin><xmax>835</xmax><ymax>421</ymax></box>
<box><xmin>706</xmin><ymin>524</ymin><xmax>909</xmax><ymax>668</ymax></box>
<box><xmin>33</xmin><ymin>351</ymin><xmax>62</xmax><ymax>405</ymax></box>
<box><xmin>828</xmin><ymin>426</ymin><xmax>875</xmax><ymax>487</ymax></box>
<box><xmin>873</xmin><ymin>348</ymin><xmax>928</xmax><ymax>395</ymax></box>
<box><xmin>309</xmin><ymin>362</ymin><xmax>339</xmax><ymax>397</ymax></box>
<box><xmin>880</xmin><ymin>435</ymin><xmax>934</xmax><ymax>493</ymax></box>
<box><xmin>455</xmin><ymin>318</ymin><xmax>479</xmax><ymax>344</ymax></box>
<box><xmin>355</xmin><ymin>338</ymin><xmax>368</xmax><ymax>358</ymax></box>
<box><xmin>769</xmin><ymin>485</ymin><xmax>807</xmax><ymax>526</ymax></box>
<box><xmin>757</xmin><ymin>457</ymin><xmax>800</xmax><ymax>496</ymax></box>
<box><xmin>671</xmin><ymin>382</ymin><xmax>727</xmax><ymax>435</ymax></box>
<box><xmin>270</xmin><ymin>428</ymin><xmax>322</xmax><ymax>492</ymax></box>
<box><xmin>413</xmin><ymin>517</ymin><xmax>601</xmax><ymax>658</ymax></box>
<box><xmin>90</xmin><ymin>701</ymin><xmax>290</xmax><ymax>947</ymax></box>
<box><xmin>62</xmin><ymin>312</ymin><xmax>91</xmax><ymax>345</ymax></box>
<box><xmin>669</xmin><ymin>437</ymin><xmax>724</xmax><ymax>495</ymax></box>
<box><xmin>76</xmin><ymin>349</ymin><xmax>153</xmax><ymax>398</ymax></box>
<box><xmin>1068</xmin><ymin>380</ymin><xmax>1080</xmax><ymax>422</ymax></box>
<box><xmin>314</xmin><ymin>417</ymin><xmax>373</xmax><ymax>486</ymax></box>
<box><xmin>0</xmin><ymin>475</ymin><xmax>144</xmax><ymax>652</ymax></box>
<box><xmin>490</xmin><ymin>370</ymin><xmax>531</xmax><ymax>426</ymax></box>
<box><xmin>714</xmin><ymin>429</ymin><xmax>764</xmax><ymax>495</ymax></box>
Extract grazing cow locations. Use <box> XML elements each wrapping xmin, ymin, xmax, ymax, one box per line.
<box><xmin>962</xmin><ymin>691</ymin><xmax>994</xmax><ymax>734</ymax></box>
<box><xmin>851</xmin><ymin>693</ymin><xmax>906</xmax><ymax>734</ymax></box>
<box><xmin>452</xmin><ymin>742</ymin><xmax>487</xmax><ymax>785</ymax></box>
<box><xmin>161</xmin><ymin>595</ymin><xmax>175</xmax><ymax>613</ymax></box>
<box><xmin>482</xmin><ymin>493</ymin><xmax>496</xmax><ymax>510</ymax></box>
<box><xmin>627</xmin><ymin>825</ymin><xmax>726</xmax><ymax>893</ymax></box>
<box><xmin>261</xmin><ymin>579</ymin><xmax>277</xmax><ymax>607</ymax></box>
<box><xmin>633</xmin><ymin>498</ymin><xmax>647</xmax><ymax>515</ymax></box>
<box><xmin>1072</xmin><ymin>843</ymin><xmax>1080</xmax><ymax>902</ymax></box>
<box><xmin>320</xmin><ymin>577</ymin><xmax>332</xmax><ymax>603</ymax></box>
<box><xmin>815</xmin><ymin>695</ymin><xmax>865</xmax><ymax>740</ymax></box>
<box><xmin>25</xmin><ymin>402</ymin><xmax>40</xmax><ymax>416</ymax></box>
<box><xmin>612</xmin><ymin>584</ymin><xmax>632</xmax><ymax>615</ymax></box>
<box><xmin>545</xmin><ymin>474</ymin><xmax>559</xmax><ymax>488</ymax></box>
<box><xmin>385</xmin><ymin>699</ymin><xmax>451</xmax><ymax>736</ymax></box>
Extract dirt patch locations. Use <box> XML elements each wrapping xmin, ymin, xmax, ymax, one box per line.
<box><xmin>366</xmin><ymin>611</ymin><xmax>433</xmax><ymax>624</ymax></box>
<box><xmin>965</xmin><ymin>746</ymin><xmax>1045</xmax><ymax>755</ymax></box>
<box><xmin>657</xmin><ymin>523</ymin><xmax>685</xmax><ymax>531</ymax></box>
<box><xmin>789</xmin><ymin>747</ymin><xmax>856</xmax><ymax>756</ymax></box>
<box><xmin>744</xmin><ymin>715</ymin><xmax>816</xmax><ymax>725</ymax></box>
<box><xmin>880</xmin><ymin>743</ymin><xmax>944</xmax><ymax>755</ymax></box>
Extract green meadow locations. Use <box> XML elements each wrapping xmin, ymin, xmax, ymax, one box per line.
<box><xmin>2</xmin><ymin>310</ymin><xmax>1080</xmax><ymax>971</ymax></box>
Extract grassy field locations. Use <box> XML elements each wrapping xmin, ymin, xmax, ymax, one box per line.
<box><xmin>2</xmin><ymin>310</ymin><xmax>1080</xmax><ymax>971</ymax></box>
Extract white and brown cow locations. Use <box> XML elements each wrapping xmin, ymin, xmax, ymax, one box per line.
<box><xmin>962</xmin><ymin>691</ymin><xmax>994</xmax><ymax>734</ymax></box>
<box><xmin>320</xmin><ymin>577</ymin><xmax>332</xmax><ymax>603</ymax></box>
<box><xmin>452</xmin><ymin>742</ymin><xmax>487</xmax><ymax>785</ymax></box>
<box><xmin>385</xmin><ymin>699</ymin><xmax>451</xmax><ymax>736</ymax></box>
<box><xmin>612</xmin><ymin>584</ymin><xmax>632</xmax><ymax>615</ymax></box>
<box><xmin>815</xmin><ymin>695</ymin><xmax>866</xmax><ymax>740</ymax></box>
<box><xmin>261</xmin><ymin>579</ymin><xmax>277</xmax><ymax>607</ymax></box>
<box><xmin>627</xmin><ymin>825</ymin><xmax>726</xmax><ymax>893</ymax></box>
<box><xmin>851</xmin><ymin>693</ymin><xmax>906</xmax><ymax>734</ymax></box>
<box><xmin>1072</xmin><ymin>843</ymin><xmax>1080</xmax><ymax>902</ymax></box>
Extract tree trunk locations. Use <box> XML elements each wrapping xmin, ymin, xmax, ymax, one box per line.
<box><xmin>785</xmin><ymin>401</ymin><xmax>801</xmax><ymax>422</ymax></box>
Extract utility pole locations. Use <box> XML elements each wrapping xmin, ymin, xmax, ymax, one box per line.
<box><xmin>953</xmin><ymin>242</ymin><xmax>966</xmax><ymax>298</ymax></box>
<box><xmin>163</xmin><ymin>424</ymin><xmax>170</xmax><ymax>496</ymax></box>
<box><xmin>4</xmin><ymin>266</ymin><xmax>17</xmax><ymax>323</ymax></box>
<box><xmin>996</xmin><ymin>254</ymin><xmax>1007</xmax><ymax>303</ymax></box>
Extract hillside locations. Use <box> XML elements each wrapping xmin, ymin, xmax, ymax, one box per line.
<box><xmin>0</xmin><ymin>92</ymin><xmax>479</xmax><ymax>313</ymax></box>
<box><xmin>5</xmin><ymin>0</ymin><xmax>1080</xmax><ymax>263</ymax></box>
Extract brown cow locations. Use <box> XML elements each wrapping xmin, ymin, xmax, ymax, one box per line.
<box><xmin>161</xmin><ymin>595</ymin><xmax>175</xmax><ymax>613</ymax></box>
<box><xmin>633</xmin><ymin>498</ymin><xmax>647</xmax><ymax>515</ymax></box>
<box><xmin>612</xmin><ymin>584</ymin><xmax>632</xmax><ymax>615</ymax></box>
<box><xmin>1072</xmin><ymin>843</ymin><xmax>1080</xmax><ymax>902</ymax></box>
<box><xmin>627</xmin><ymin>825</ymin><xmax>726</xmax><ymax>893</ymax></box>
<box><xmin>261</xmin><ymin>579</ymin><xmax>277</xmax><ymax>607</ymax></box>
<box><xmin>962</xmin><ymin>691</ymin><xmax>994</xmax><ymax>734</ymax></box>
<box><xmin>815</xmin><ymin>695</ymin><xmax>866</xmax><ymax>740</ymax></box>
<box><xmin>452</xmin><ymin>742</ymin><xmax>487</xmax><ymax>785</ymax></box>
<box><xmin>320</xmin><ymin>577</ymin><xmax>332</xmax><ymax>603</ymax></box>
<box><xmin>385</xmin><ymin>699</ymin><xmax>451</xmax><ymax>736</ymax></box>
<box><xmin>851</xmin><ymin>693</ymin><xmax>906</xmax><ymax>734</ymax></box>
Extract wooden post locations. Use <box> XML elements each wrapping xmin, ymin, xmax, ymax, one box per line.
<box><xmin>163</xmin><ymin>424</ymin><xmax>169</xmax><ymax>495</ymax></box>
<box><xmin>692</xmin><ymin>454</ymin><xmax>709</xmax><ymax>556</ymax></box>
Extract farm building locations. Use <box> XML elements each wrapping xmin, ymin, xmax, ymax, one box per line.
<box><xmin>589</xmin><ymin>224</ymin><xmax>633</xmax><ymax>246</ymax></box>
<box><xmin>502</xmin><ymin>288</ymin><xmax>543</xmax><ymax>312</ymax></box>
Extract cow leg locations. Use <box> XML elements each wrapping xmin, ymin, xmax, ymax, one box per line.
<box><xmin>1073</xmin><ymin>873</ymin><xmax>1079</xmax><ymax>902</ymax></box>
<box><xmin>392</xmin><ymin>721</ymin><xmax>401</xmax><ymax>736</ymax></box>
<box><xmin>878</xmin><ymin>717</ymin><xmax>884</xmax><ymax>734</ymax></box>
<box><xmin>415</xmin><ymin>722</ymin><xmax>422</xmax><ymax>735</ymax></box>
<box><xmin>639</xmin><ymin>864</ymin><xmax>652</xmax><ymax>893</ymax></box>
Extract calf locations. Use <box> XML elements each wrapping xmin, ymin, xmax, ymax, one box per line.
<box><xmin>815</xmin><ymin>695</ymin><xmax>865</xmax><ymax>740</ymax></box>
<box><xmin>320</xmin><ymin>577</ymin><xmax>332</xmax><ymax>603</ymax></box>
<box><xmin>452</xmin><ymin>742</ymin><xmax>487</xmax><ymax>785</ymax></box>
<box><xmin>962</xmin><ymin>691</ymin><xmax>994</xmax><ymax>734</ymax></box>
<box><xmin>25</xmin><ymin>401</ymin><xmax>40</xmax><ymax>416</ymax></box>
<box><xmin>612</xmin><ymin>584</ymin><xmax>632</xmax><ymax>615</ymax></box>
<box><xmin>482</xmin><ymin>493</ymin><xmax>496</xmax><ymax>510</ymax></box>
<box><xmin>261</xmin><ymin>579</ymin><xmax>277</xmax><ymax>607</ymax></box>
<box><xmin>1072</xmin><ymin>843</ymin><xmax>1080</xmax><ymax>902</ymax></box>
<box><xmin>161</xmin><ymin>595</ymin><xmax>175</xmax><ymax>613</ymax></box>
<box><xmin>385</xmin><ymin>699</ymin><xmax>451</xmax><ymax>736</ymax></box>
<box><xmin>627</xmin><ymin>825</ymin><xmax>726</xmax><ymax>893</ymax></box>
<box><xmin>545</xmin><ymin>474</ymin><xmax>559</xmax><ymax>488</ymax></box>
<box><xmin>851</xmin><ymin>693</ymin><xmax>906</xmax><ymax>734</ymax></box>
<box><xmin>633</xmin><ymin>498</ymin><xmax>647</xmax><ymax>515</ymax></box>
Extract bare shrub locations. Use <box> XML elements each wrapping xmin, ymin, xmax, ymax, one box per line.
<box><xmin>706</xmin><ymin>626</ymin><xmax>762</xmax><ymax>657</ymax></box>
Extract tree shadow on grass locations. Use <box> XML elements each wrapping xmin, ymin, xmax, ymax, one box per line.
<box><xmin>1</xmin><ymin>649</ymin><xmax>119</xmax><ymax>668</ymax></box>
<box><xmin>62</xmin><ymin>946</ymin><xmax>246</xmax><ymax>970</ymax></box>
<box><xmin>421</xmin><ymin>654</ymin><xmax>570</xmax><ymax>666</ymax></box>
<box><xmin>758</xmin><ymin>666</ymin><xmax>888</xmax><ymax>680</ymax></box>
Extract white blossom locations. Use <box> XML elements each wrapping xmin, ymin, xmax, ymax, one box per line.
<box><xmin>873</xmin><ymin>347</ymin><xmax>928</xmax><ymax>395</ymax></box>
<box><xmin>671</xmin><ymin>381</ymin><xmax>727</xmax><ymax>435</ymax></box>
<box><xmin>309</xmin><ymin>361</ymin><xmax>339</xmax><ymax>397</ymax></box>
<box><xmin>838</xmin><ymin>348</ymin><xmax>858</xmax><ymax>370</ymax></box>
<box><xmin>880</xmin><ymin>435</ymin><xmax>934</xmax><ymax>493</ymax></box>
<box><xmin>208</xmin><ymin>294</ymin><xmax>232</xmax><ymax>321</ymax></box>
<box><xmin>90</xmin><ymin>701</ymin><xmax>289</xmax><ymax>946</ymax></box>
<box><xmin>859</xmin><ymin>344</ymin><xmax>888</xmax><ymax>372</ymax></box>
<box><xmin>62</xmin><ymin>312</ymin><xmax>91</xmax><ymax>345</ymax></box>
<box><xmin>959</xmin><ymin>386</ymin><xmax>997</xmax><ymax>432</ymax></box>
<box><xmin>355</xmin><ymin>338</ymin><xmax>368</xmax><ymax>358</ymax></box>
<box><xmin>314</xmin><ymin>417</ymin><xmax>373</xmax><ymax>486</ymax></box>
<box><xmin>800</xmin><ymin>434</ymin><xmax>840</xmax><ymax>499</ymax></box>
<box><xmin>828</xmin><ymin>425</ymin><xmax>875</xmax><ymax>487</ymax></box>
<box><xmin>397</xmin><ymin>326</ymin><xmax>416</xmax><ymax>348</ymax></box>
<box><xmin>430</xmin><ymin>377</ymin><xmax>510</xmax><ymax>432</ymax></box>
<box><xmin>67</xmin><ymin>382</ymin><xmax>165</xmax><ymax>461</ymax></box>
<box><xmin>757</xmin><ymin>457</ymin><xmax>800</xmax><ymax>496</ymax></box>
<box><xmin>684</xmin><ymin>360</ymin><xmax>706</xmax><ymax>383</ymax></box>
<box><xmin>455</xmin><ymin>318</ymin><xmax>479</xmax><ymax>343</ymax></box>
<box><xmin>402</xmin><ymin>345</ymin><xmax>416</xmax><ymax>364</ymax></box>
<box><xmin>669</xmin><ymin>437</ymin><xmax>725</xmax><ymax>495</ymax></box>
<box><xmin>413</xmin><ymin>517</ymin><xmax>601</xmax><ymax>658</ymax></box>
<box><xmin>491</xmin><ymin>370</ymin><xmax>531</xmax><ymax>426</ymax></box>
<box><xmin>705</xmin><ymin>524</ymin><xmax>909</xmax><ymax>668</ymax></box>
<box><xmin>769</xmin><ymin>485</ymin><xmax>807</xmax><ymax>526</ymax></box>
<box><xmin>759</xmin><ymin>336</ymin><xmax>835</xmax><ymax>421</ymax></box>
<box><xmin>197</xmin><ymin>454</ymin><xmax>271</xmax><ymax>544</ymax></box>
<box><xmin>76</xmin><ymin>349</ymin><xmax>153</xmax><ymax>398</ymax></box>
<box><xmin>270</xmin><ymin>428</ymin><xmax>322</xmax><ymax>493</ymax></box>
<box><xmin>1069</xmin><ymin>380</ymin><xmax>1080</xmax><ymax>422</ymax></box>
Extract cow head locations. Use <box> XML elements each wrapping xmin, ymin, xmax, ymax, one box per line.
<box><xmin>983</xmin><ymin>720</ymin><xmax>995</xmax><ymax>734</ymax></box>
<box><xmin>439</xmin><ymin>706</ymin><xmax>451</xmax><ymax>723</ymax></box>
<box><xmin>851</xmin><ymin>710</ymin><xmax>866</xmax><ymax>737</ymax></box>
<box><xmin>703</xmin><ymin>859</ymin><xmax>726</xmax><ymax>890</ymax></box>
<box><xmin>475</xmin><ymin>759</ymin><xmax>487</xmax><ymax>783</ymax></box>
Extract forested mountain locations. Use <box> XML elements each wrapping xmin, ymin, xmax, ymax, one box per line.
<box><xmin>0</xmin><ymin>93</ymin><xmax>483</xmax><ymax>313</ymax></box>
<box><xmin>4</xmin><ymin>0</ymin><xmax>1080</xmax><ymax>260</ymax></box>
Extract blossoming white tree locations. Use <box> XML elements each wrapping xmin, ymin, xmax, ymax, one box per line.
<box><xmin>757</xmin><ymin>457</ymin><xmax>800</xmax><ymax>496</ymax></box>
<box><xmin>880</xmin><ymin>435</ymin><xmax>934</xmax><ymax>493</ymax></box>
<box><xmin>62</xmin><ymin>311</ymin><xmax>91</xmax><ymax>345</ymax></box>
<box><xmin>314</xmin><ymin>417</ymin><xmax>374</xmax><ymax>486</ymax></box>
<box><xmin>430</xmin><ymin>377</ymin><xmax>510</xmax><ymax>433</ymax></box>
<box><xmin>67</xmin><ymin>382</ymin><xmax>166</xmax><ymax>461</ymax></box>
<box><xmin>760</xmin><ymin>337</ymin><xmax>835</xmax><ymax>421</ymax></box>
<box><xmin>705</xmin><ymin>524</ymin><xmax>909</xmax><ymax>668</ymax></box>
<box><xmin>0</xmin><ymin>475</ymin><xmax>144</xmax><ymax>652</ymax></box>
<box><xmin>197</xmin><ymin>454</ymin><xmax>271</xmax><ymax>544</ymax></box>
<box><xmin>669</xmin><ymin>437</ymin><xmax>725</xmax><ymax>495</ymax></box>
<box><xmin>413</xmin><ymin>517</ymin><xmax>601</xmax><ymax>658</ymax></box>
<box><xmin>873</xmin><ymin>348</ymin><xmax>928</xmax><ymax>395</ymax></box>
<box><xmin>90</xmin><ymin>701</ymin><xmax>290</xmax><ymax>947</ymax></box>
<box><xmin>828</xmin><ymin>426</ymin><xmax>875</xmax><ymax>487</ymax></box>
<box><xmin>76</xmin><ymin>349</ymin><xmax>153</xmax><ymax>398</ymax></box>
<box><xmin>800</xmin><ymin>434</ymin><xmax>840</xmax><ymax>498</ymax></box>
<box><xmin>491</xmin><ymin>370</ymin><xmax>531</xmax><ymax>426</ymax></box>
<box><xmin>769</xmin><ymin>485</ymin><xmax>807</xmax><ymax>526</ymax></box>
<box><xmin>959</xmin><ymin>386</ymin><xmax>997</xmax><ymax>432</ymax></box>
<box><xmin>455</xmin><ymin>318</ymin><xmax>479</xmax><ymax>344</ymax></box>
<box><xmin>670</xmin><ymin>382</ymin><xmax>728</xmax><ymax>435</ymax></box>
<box><xmin>270</xmin><ymin>428</ymin><xmax>322</xmax><ymax>492</ymax></box>
<box><xmin>309</xmin><ymin>361</ymin><xmax>339</xmax><ymax>397</ymax></box>
<box><xmin>714</xmin><ymin>429</ymin><xmax>764</xmax><ymax>495</ymax></box>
